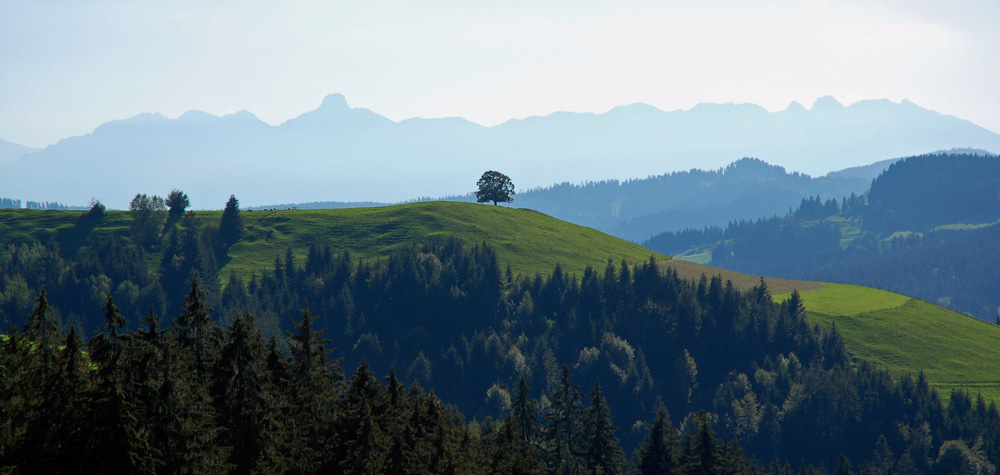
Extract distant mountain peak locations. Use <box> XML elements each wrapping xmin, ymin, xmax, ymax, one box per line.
<box><xmin>607</xmin><ymin>102</ymin><xmax>664</xmax><ymax>116</ymax></box>
<box><xmin>811</xmin><ymin>95</ymin><xmax>845</xmax><ymax>111</ymax></box>
<box><xmin>783</xmin><ymin>101</ymin><xmax>807</xmax><ymax>113</ymax></box>
<box><xmin>179</xmin><ymin>110</ymin><xmax>216</xmax><ymax>121</ymax></box>
<box><xmin>320</xmin><ymin>93</ymin><xmax>350</xmax><ymax>110</ymax></box>
<box><xmin>688</xmin><ymin>102</ymin><xmax>769</xmax><ymax>115</ymax></box>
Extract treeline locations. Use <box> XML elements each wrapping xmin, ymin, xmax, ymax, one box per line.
<box><xmin>1</xmin><ymin>280</ymin><xmax>760</xmax><ymax>474</ymax></box>
<box><xmin>643</xmin><ymin>154</ymin><xmax>1000</xmax><ymax>319</ymax></box>
<box><xmin>4</xmin><ymin>221</ymin><xmax>1000</xmax><ymax>471</ymax></box>
<box><xmin>864</xmin><ymin>154</ymin><xmax>1000</xmax><ymax>233</ymax></box>
<box><xmin>0</xmin><ymin>197</ymin><xmax>85</xmax><ymax>210</ymax></box>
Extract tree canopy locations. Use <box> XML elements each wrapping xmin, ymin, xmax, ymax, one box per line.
<box><xmin>476</xmin><ymin>170</ymin><xmax>515</xmax><ymax>205</ymax></box>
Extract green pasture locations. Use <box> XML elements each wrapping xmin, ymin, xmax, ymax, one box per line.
<box><xmin>225</xmin><ymin>202</ymin><xmax>666</xmax><ymax>279</ymax></box>
<box><xmin>776</xmin><ymin>284</ymin><xmax>1000</xmax><ymax>403</ymax></box>
<box><xmin>0</xmin><ymin>202</ymin><xmax>666</xmax><ymax>280</ymax></box>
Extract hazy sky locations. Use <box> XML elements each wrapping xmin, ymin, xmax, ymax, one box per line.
<box><xmin>2</xmin><ymin>0</ymin><xmax>998</xmax><ymax>148</ymax></box>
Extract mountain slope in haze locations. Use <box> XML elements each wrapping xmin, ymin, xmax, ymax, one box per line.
<box><xmin>0</xmin><ymin>138</ymin><xmax>39</xmax><ymax>164</ymax></box>
<box><xmin>3</xmin><ymin>94</ymin><xmax>997</xmax><ymax>209</ymax></box>
<box><xmin>440</xmin><ymin>157</ymin><xmax>870</xmax><ymax>241</ymax></box>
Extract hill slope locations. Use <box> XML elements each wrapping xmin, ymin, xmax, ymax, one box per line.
<box><xmin>225</xmin><ymin>201</ymin><xmax>666</xmax><ymax>278</ymax></box>
<box><xmin>666</xmin><ymin>260</ymin><xmax>1000</xmax><ymax>403</ymax></box>
<box><xmin>0</xmin><ymin>201</ymin><xmax>665</xmax><ymax>279</ymax></box>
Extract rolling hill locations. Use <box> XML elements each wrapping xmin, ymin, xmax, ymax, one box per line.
<box><xmin>222</xmin><ymin>201</ymin><xmax>667</xmax><ymax>278</ymax></box>
<box><xmin>666</xmin><ymin>259</ymin><xmax>1000</xmax><ymax>403</ymax></box>
<box><xmin>2</xmin><ymin>200</ymin><xmax>997</xmax><ymax>405</ymax></box>
<box><xmin>0</xmin><ymin>201</ymin><xmax>666</xmax><ymax>279</ymax></box>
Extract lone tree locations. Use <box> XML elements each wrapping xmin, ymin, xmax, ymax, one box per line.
<box><xmin>166</xmin><ymin>189</ymin><xmax>190</xmax><ymax>216</ymax></box>
<box><xmin>476</xmin><ymin>170</ymin><xmax>515</xmax><ymax>205</ymax></box>
<box><xmin>219</xmin><ymin>194</ymin><xmax>243</xmax><ymax>247</ymax></box>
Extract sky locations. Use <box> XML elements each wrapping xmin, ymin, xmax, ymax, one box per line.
<box><xmin>2</xmin><ymin>0</ymin><xmax>998</xmax><ymax>149</ymax></box>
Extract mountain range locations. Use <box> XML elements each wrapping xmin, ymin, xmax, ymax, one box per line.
<box><xmin>2</xmin><ymin>94</ymin><xmax>998</xmax><ymax>209</ymax></box>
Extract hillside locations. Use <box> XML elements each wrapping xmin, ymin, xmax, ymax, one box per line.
<box><xmin>666</xmin><ymin>259</ymin><xmax>1000</xmax><ymax>403</ymax></box>
<box><xmin>5</xmin><ymin>197</ymin><xmax>1000</xmax><ymax>470</ymax></box>
<box><xmin>0</xmin><ymin>201</ymin><xmax>665</xmax><ymax>280</ymax></box>
<box><xmin>645</xmin><ymin>152</ymin><xmax>1000</xmax><ymax>320</ymax></box>
<box><xmin>224</xmin><ymin>201</ymin><xmax>666</xmax><ymax>278</ymax></box>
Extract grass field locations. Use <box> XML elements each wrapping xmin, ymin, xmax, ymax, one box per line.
<box><xmin>664</xmin><ymin>259</ymin><xmax>1000</xmax><ymax>404</ymax></box>
<box><xmin>774</xmin><ymin>284</ymin><xmax>1000</xmax><ymax>403</ymax></box>
<box><xmin>224</xmin><ymin>202</ymin><xmax>666</xmax><ymax>278</ymax></box>
<box><xmin>0</xmin><ymin>202</ymin><xmax>666</xmax><ymax>279</ymax></box>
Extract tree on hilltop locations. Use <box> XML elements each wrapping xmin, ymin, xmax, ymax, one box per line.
<box><xmin>130</xmin><ymin>193</ymin><xmax>168</xmax><ymax>247</ymax></box>
<box><xmin>167</xmin><ymin>189</ymin><xmax>190</xmax><ymax>216</ymax></box>
<box><xmin>476</xmin><ymin>170</ymin><xmax>515</xmax><ymax>205</ymax></box>
<box><xmin>219</xmin><ymin>195</ymin><xmax>243</xmax><ymax>247</ymax></box>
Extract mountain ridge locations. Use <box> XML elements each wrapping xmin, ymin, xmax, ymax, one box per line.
<box><xmin>4</xmin><ymin>94</ymin><xmax>998</xmax><ymax>209</ymax></box>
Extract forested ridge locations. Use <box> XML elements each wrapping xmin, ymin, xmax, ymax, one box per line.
<box><xmin>644</xmin><ymin>153</ymin><xmax>1000</xmax><ymax>320</ymax></box>
<box><xmin>3</xmin><ymin>202</ymin><xmax>1000</xmax><ymax>473</ymax></box>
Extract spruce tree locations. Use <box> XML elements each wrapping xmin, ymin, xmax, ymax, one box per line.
<box><xmin>220</xmin><ymin>194</ymin><xmax>244</xmax><ymax>247</ymax></box>
<box><xmin>582</xmin><ymin>381</ymin><xmax>626</xmax><ymax>474</ymax></box>
<box><xmin>544</xmin><ymin>365</ymin><xmax>584</xmax><ymax>472</ymax></box>
<box><xmin>636</xmin><ymin>407</ymin><xmax>679</xmax><ymax>475</ymax></box>
<box><xmin>212</xmin><ymin>312</ymin><xmax>273</xmax><ymax>475</ymax></box>
<box><xmin>510</xmin><ymin>376</ymin><xmax>540</xmax><ymax>442</ymax></box>
<box><xmin>684</xmin><ymin>411</ymin><xmax>721</xmax><ymax>475</ymax></box>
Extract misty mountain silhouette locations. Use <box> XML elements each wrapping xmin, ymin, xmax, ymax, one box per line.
<box><xmin>2</xmin><ymin>94</ymin><xmax>997</xmax><ymax>209</ymax></box>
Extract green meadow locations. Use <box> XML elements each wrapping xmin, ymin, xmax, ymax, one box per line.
<box><xmin>776</xmin><ymin>284</ymin><xmax>1000</xmax><ymax>403</ymax></box>
<box><xmin>5</xmin><ymin>203</ymin><xmax>1000</xmax><ymax>402</ymax></box>
<box><xmin>0</xmin><ymin>201</ymin><xmax>666</xmax><ymax>279</ymax></box>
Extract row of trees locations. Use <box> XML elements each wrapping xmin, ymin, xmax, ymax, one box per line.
<box><xmin>128</xmin><ymin>190</ymin><xmax>242</xmax><ymax>249</ymax></box>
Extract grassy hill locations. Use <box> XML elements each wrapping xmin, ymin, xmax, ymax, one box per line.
<box><xmin>666</xmin><ymin>260</ymin><xmax>1000</xmax><ymax>403</ymax></box>
<box><xmin>5</xmin><ymin>202</ymin><xmax>999</xmax><ymax>402</ymax></box>
<box><xmin>0</xmin><ymin>201</ymin><xmax>666</xmax><ymax>279</ymax></box>
<box><xmin>225</xmin><ymin>201</ymin><xmax>667</xmax><ymax>278</ymax></box>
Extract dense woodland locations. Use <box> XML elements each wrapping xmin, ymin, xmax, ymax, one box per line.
<box><xmin>644</xmin><ymin>153</ymin><xmax>1000</xmax><ymax>320</ymax></box>
<box><xmin>3</xmin><ymin>198</ymin><xmax>1000</xmax><ymax>473</ymax></box>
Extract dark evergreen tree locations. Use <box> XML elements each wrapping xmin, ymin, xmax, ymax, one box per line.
<box><xmin>212</xmin><ymin>312</ymin><xmax>276</xmax><ymax>474</ymax></box>
<box><xmin>636</xmin><ymin>407</ymin><xmax>680</xmax><ymax>475</ymax></box>
<box><xmin>219</xmin><ymin>194</ymin><xmax>243</xmax><ymax>247</ymax></box>
<box><xmin>684</xmin><ymin>411</ymin><xmax>721</xmax><ymax>475</ymax></box>
<box><xmin>544</xmin><ymin>365</ymin><xmax>585</xmax><ymax>472</ymax></box>
<box><xmin>511</xmin><ymin>376</ymin><xmax>540</xmax><ymax>442</ymax></box>
<box><xmin>582</xmin><ymin>381</ymin><xmax>626</xmax><ymax>474</ymax></box>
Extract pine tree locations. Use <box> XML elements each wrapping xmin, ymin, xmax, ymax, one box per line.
<box><xmin>636</xmin><ymin>407</ymin><xmax>679</xmax><ymax>475</ymax></box>
<box><xmin>510</xmin><ymin>376</ymin><xmax>540</xmax><ymax>442</ymax></box>
<box><xmin>287</xmin><ymin>302</ymin><xmax>342</xmax><ymax>473</ymax></box>
<box><xmin>582</xmin><ymin>381</ymin><xmax>626</xmax><ymax>474</ymax></box>
<box><xmin>490</xmin><ymin>416</ymin><xmax>544</xmax><ymax>475</ymax></box>
<box><xmin>220</xmin><ymin>194</ymin><xmax>244</xmax><ymax>247</ymax></box>
<box><xmin>175</xmin><ymin>274</ymin><xmax>219</xmax><ymax>378</ymax></box>
<box><xmin>25</xmin><ymin>288</ymin><xmax>59</xmax><ymax>381</ymax></box>
<box><xmin>544</xmin><ymin>365</ymin><xmax>584</xmax><ymax>472</ymax></box>
<box><xmin>339</xmin><ymin>361</ymin><xmax>388</xmax><ymax>474</ymax></box>
<box><xmin>684</xmin><ymin>411</ymin><xmax>721</xmax><ymax>475</ymax></box>
<box><xmin>212</xmin><ymin>312</ymin><xmax>274</xmax><ymax>475</ymax></box>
